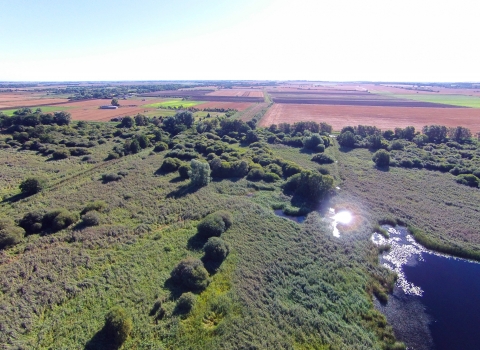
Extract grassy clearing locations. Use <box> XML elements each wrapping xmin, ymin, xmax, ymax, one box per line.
<box><xmin>386</xmin><ymin>93</ymin><xmax>480</xmax><ymax>108</ymax></box>
<box><xmin>333</xmin><ymin>145</ymin><xmax>480</xmax><ymax>258</ymax></box>
<box><xmin>0</xmin><ymin>118</ymin><xmax>404</xmax><ymax>349</ymax></box>
<box><xmin>143</xmin><ymin>99</ymin><xmax>205</xmax><ymax>109</ymax></box>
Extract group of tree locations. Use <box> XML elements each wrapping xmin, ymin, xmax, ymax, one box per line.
<box><xmin>0</xmin><ymin>108</ymin><xmax>71</xmax><ymax>128</ymax></box>
<box><xmin>337</xmin><ymin>124</ymin><xmax>474</xmax><ymax>150</ymax></box>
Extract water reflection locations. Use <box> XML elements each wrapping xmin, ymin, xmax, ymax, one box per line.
<box><xmin>327</xmin><ymin>208</ymin><xmax>353</xmax><ymax>237</ymax></box>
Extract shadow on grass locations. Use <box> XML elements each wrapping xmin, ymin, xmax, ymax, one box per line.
<box><xmin>166</xmin><ymin>184</ymin><xmax>199</xmax><ymax>199</ymax></box>
<box><xmin>169</xmin><ymin>176</ymin><xmax>186</xmax><ymax>183</ymax></box>
<box><xmin>187</xmin><ymin>232</ymin><xmax>208</xmax><ymax>251</ymax></box>
<box><xmin>374</xmin><ymin>165</ymin><xmax>390</xmax><ymax>172</ymax></box>
<box><xmin>1</xmin><ymin>192</ymin><xmax>29</xmax><ymax>204</ymax></box>
<box><xmin>84</xmin><ymin>325</ymin><xmax>120</xmax><ymax>350</ymax></box>
<box><xmin>201</xmin><ymin>258</ymin><xmax>223</xmax><ymax>275</ymax></box>
<box><xmin>338</xmin><ymin>146</ymin><xmax>355</xmax><ymax>153</ymax></box>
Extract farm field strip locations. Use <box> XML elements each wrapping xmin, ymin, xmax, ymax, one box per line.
<box><xmin>384</xmin><ymin>93</ymin><xmax>480</xmax><ymax>108</ymax></box>
<box><xmin>206</xmin><ymin>89</ymin><xmax>264</xmax><ymax>98</ymax></box>
<box><xmin>142</xmin><ymin>100</ymin><xmax>205</xmax><ymax>108</ymax></box>
<box><xmin>0</xmin><ymin>105</ymin><xmax>73</xmax><ymax>116</ymax></box>
<box><xmin>260</xmin><ymin>103</ymin><xmax>480</xmax><ymax>132</ymax></box>
<box><xmin>195</xmin><ymin>101</ymin><xmax>253</xmax><ymax>111</ymax></box>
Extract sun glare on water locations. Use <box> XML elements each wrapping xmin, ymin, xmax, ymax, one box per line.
<box><xmin>333</xmin><ymin>211</ymin><xmax>353</xmax><ymax>225</ymax></box>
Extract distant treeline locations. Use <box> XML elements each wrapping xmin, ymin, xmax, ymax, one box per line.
<box><xmin>47</xmin><ymin>84</ymin><xmax>195</xmax><ymax>101</ymax></box>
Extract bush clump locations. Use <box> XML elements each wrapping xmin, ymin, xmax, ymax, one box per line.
<box><xmin>154</xmin><ymin>142</ymin><xmax>168</xmax><ymax>152</ymax></box>
<box><xmin>456</xmin><ymin>174</ymin><xmax>480</xmax><ymax>187</ymax></box>
<box><xmin>19</xmin><ymin>177</ymin><xmax>44</xmax><ymax>195</ymax></box>
<box><xmin>104</xmin><ymin>306</ymin><xmax>133</xmax><ymax>346</ymax></box>
<box><xmin>170</xmin><ymin>257</ymin><xmax>210</xmax><ymax>291</ymax></box>
<box><xmin>175</xmin><ymin>292</ymin><xmax>197</xmax><ymax>314</ymax></box>
<box><xmin>311</xmin><ymin>153</ymin><xmax>334</xmax><ymax>164</ymax></box>
<box><xmin>81</xmin><ymin>211</ymin><xmax>101</xmax><ymax>227</ymax></box>
<box><xmin>81</xmin><ymin>200</ymin><xmax>107</xmax><ymax>215</ymax></box>
<box><xmin>52</xmin><ymin>149</ymin><xmax>70</xmax><ymax>160</ymax></box>
<box><xmin>43</xmin><ymin>209</ymin><xmax>78</xmax><ymax>232</ymax></box>
<box><xmin>372</xmin><ymin>149</ymin><xmax>390</xmax><ymax>167</ymax></box>
<box><xmin>203</xmin><ymin>237</ymin><xmax>229</xmax><ymax>262</ymax></box>
<box><xmin>19</xmin><ymin>211</ymin><xmax>44</xmax><ymax>234</ymax></box>
<box><xmin>178</xmin><ymin>163</ymin><xmax>191</xmax><ymax>179</ymax></box>
<box><xmin>197</xmin><ymin>211</ymin><xmax>233</xmax><ymax>238</ymax></box>
<box><xmin>102</xmin><ymin>173</ymin><xmax>123</xmax><ymax>182</ymax></box>
<box><xmin>0</xmin><ymin>219</ymin><xmax>25</xmax><ymax>250</ymax></box>
<box><xmin>160</xmin><ymin>157</ymin><xmax>182</xmax><ymax>172</ymax></box>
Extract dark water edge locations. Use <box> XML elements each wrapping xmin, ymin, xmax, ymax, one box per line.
<box><xmin>274</xmin><ymin>209</ymin><xmax>305</xmax><ymax>223</ymax></box>
<box><xmin>373</xmin><ymin>227</ymin><xmax>480</xmax><ymax>350</ymax></box>
<box><xmin>403</xmin><ymin>253</ymin><xmax>480</xmax><ymax>350</ymax></box>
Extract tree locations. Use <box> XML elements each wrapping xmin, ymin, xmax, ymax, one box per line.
<box><xmin>120</xmin><ymin>116</ymin><xmax>134</xmax><ymax>128</ymax></box>
<box><xmin>19</xmin><ymin>177</ymin><xmax>44</xmax><ymax>195</ymax></box>
<box><xmin>111</xmin><ymin>98</ymin><xmax>120</xmax><ymax>106</ymax></box>
<box><xmin>104</xmin><ymin>307</ymin><xmax>132</xmax><ymax>346</ymax></box>
<box><xmin>189</xmin><ymin>159</ymin><xmax>210</xmax><ymax>187</ymax></box>
<box><xmin>203</xmin><ymin>237</ymin><xmax>229</xmax><ymax>262</ymax></box>
<box><xmin>448</xmin><ymin>126</ymin><xmax>472</xmax><ymax>142</ymax></box>
<box><xmin>134</xmin><ymin>114</ymin><xmax>148</xmax><ymax>126</ymax></box>
<box><xmin>337</xmin><ymin>131</ymin><xmax>355</xmax><ymax>147</ymax></box>
<box><xmin>170</xmin><ymin>257</ymin><xmax>210</xmax><ymax>291</ymax></box>
<box><xmin>422</xmin><ymin>125</ymin><xmax>448</xmax><ymax>143</ymax></box>
<box><xmin>373</xmin><ymin>149</ymin><xmax>390</xmax><ymax>167</ymax></box>
<box><xmin>53</xmin><ymin>111</ymin><xmax>71</xmax><ymax>126</ymax></box>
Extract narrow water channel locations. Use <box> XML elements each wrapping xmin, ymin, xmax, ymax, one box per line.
<box><xmin>372</xmin><ymin>226</ymin><xmax>480</xmax><ymax>350</ymax></box>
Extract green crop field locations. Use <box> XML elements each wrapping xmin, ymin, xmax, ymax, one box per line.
<box><xmin>143</xmin><ymin>99</ymin><xmax>205</xmax><ymax>109</ymax></box>
<box><xmin>1</xmin><ymin>105</ymin><xmax>71</xmax><ymax>116</ymax></box>
<box><xmin>388</xmin><ymin>94</ymin><xmax>480</xmax><ymax>108</ymax></box>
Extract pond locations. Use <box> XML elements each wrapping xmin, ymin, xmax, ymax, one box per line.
<box><xmin>273</xmin><ymin>209</ymin><xmax>305</xmax><ymax>223</ymax></box>
<box><xmin>372</xmin><ymin>226</ymin><xmax>480</xmax><ymax>350</ymax></box>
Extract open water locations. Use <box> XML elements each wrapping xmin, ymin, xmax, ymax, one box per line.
<box><xmin>372</xmin><ymin>226</ymin><xmax>480</xmax><ymax>350</ymax></box>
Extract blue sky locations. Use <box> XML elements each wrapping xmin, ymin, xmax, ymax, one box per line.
<box><xmin>1</xmin><ymin>0</ymin><xmax>479</xmax><ymax>81</ymax></box>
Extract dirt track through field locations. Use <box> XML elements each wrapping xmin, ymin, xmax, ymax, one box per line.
<box><xmin>261</xmin><ymin>103</ymin><xmax>480</xmax><ymax>133</ymax></box>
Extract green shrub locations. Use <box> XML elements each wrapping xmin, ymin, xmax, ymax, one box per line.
<box><xmin>247</xmin><ymin>167</ymin><xmax>265</xmax><ymax>180</ymax></box>
<box><xmin>81</xmin><ymin>200</ymin><xmax>107</xmax><ymax>215</ymax></box>
<box><xmin>160</xmin><ymin>157</ymin><xmax>182</xmax><ymax>172</ymax></box>
<box><xmin>372</xmin><ymin>149</ymin><xmax>390</xmax><ymax>167</ymax></box>
<box><xmin>204</xmin><ymin>237</ymin><xmax>229</xmax><ymax>262</ymax></box>
<box><xmin>170</xmin><ymin>257</ymin><xmax>210</xmax><ymax>291</ymax></box>
<box><xmin>311</xmin><ymin>153</ymin><xmax>334</xmax><ymax>164</ymax></box>
<box><xmin>104</xmin><ymin>306</ymin><xmax>133</xmax><ymax>346</ymax></box>
<box><xmin>175</xmin><ymin>292</ymin><xmax>197</xmax><ymax>314</ymax></box>
<box><xmin>264</xmin><ymin>172</ymin><xmax>281</xmax><ymax>182</ymax></box>
<box><xmin>102</xmin><ymin>173</ymin><xmax>122</xmax><ymax>182</ymax></box>
<box><xmin>19</xmin><ymin>177</ymin><xmax>44</xmax><ymax>195</ymax></box>
<box><xmin>456</xmin><ymin>174</ymin><xmax>480</xmax><ymax>187</ymax></box>
<box><xmin>43</xmin><ymin>209</ymin><xmax>77</xmax><ymax>232</ymax></box>
<box><xmin>81</xmin><ymin>211</ymin><xmax>101</xmax><ymax>227</ymax></box>
<box><xmin>153</xmin><ymin>142</ymin><xmax>168</xmax><ymax>152</ymax></box>
<box><xmin>19</xmin><ymin>211</ymin><xmax>44</xmax><ymax>234</ymax></box>
<box><xmin>197</xmin><ymin>214</ymin><xmax>226</xmax><ymax>238</ymax></box>
<box><xmin>0</xmin><ymin>219</ymin><xmax>25</xmax><ymax>249</ymax></box>
<box><xmin>52</xmin><ymin>149</ymin><xmax>70</xmax><ymax>160</ymax></box>
<box><xmin>178</xmin><ymin>163</ymin><xmax>191</xmax><ymax>179</ymax></box>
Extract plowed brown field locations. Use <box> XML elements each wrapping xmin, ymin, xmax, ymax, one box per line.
<box><xmin>207</xmin><ymin>89</ymin><xmax>264</xmax><ymax>98</ymax></box>
<box><xmin>261</xmin><ymin>103</ymin><xmax>480</xmax><ymax>133</ymax></box>
<box><xmin>63</xmin><ymin>99</ymin><xmax>165</xmax><ymax>121</ymax></box>
<box><xmin>0</xmin><ymin>92</ymin><xmax>68</xmax><ymax>109</ymax></box>
<box><xmin>195</xmin><ymin>102</ymin><xmax>253</xmax><ymax>111</ymax></box>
